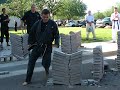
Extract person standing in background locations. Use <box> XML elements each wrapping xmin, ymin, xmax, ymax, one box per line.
<box><xmin>0</xmin><ymin>8</ymin><xmax>10</xmax><ymax>46</ymax></box>
<box><xmin>85</xmin><ymin>10</ymin><xmax>96</xmax><ymax>40</ymax></box>
<box><xmin>111</xmin><ymin>7</ymin><xmax>120</xmax><ymax>43</ymax></box>
<box><xmin>21</xmin><ymin>4</ymin><xmax>41</xmax><ymax>34</ymax></box>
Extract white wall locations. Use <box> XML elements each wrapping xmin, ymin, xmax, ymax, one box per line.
<box><xmin>0</xmin><ymin>16</ymin><xmax>21</xmax><ymax>28</ymax></box>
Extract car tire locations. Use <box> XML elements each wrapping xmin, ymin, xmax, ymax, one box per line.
<box><xmin>105</xmin><ymin>23</ymin><xmax>109</xmax><ymax>26</ymax></box>
<box><xmin>72</xmin><ymin>25</ymin><xmax>75</xmax><ymax>27</ymax></box>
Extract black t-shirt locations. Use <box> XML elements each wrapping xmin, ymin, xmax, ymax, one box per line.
<box><xmin>21</xmin><ymin>10</ymin><xmax>41</xmax><ymax>28</ymax></box>
<box><xmin>0</xmin><ymin>14</ymin><xmax>9</xmax><ymax>27</ymax></box>
<box><xmin>41</xmin><ymin>21</ymin><xmax>48</xmax><ymax>32</ymax></box>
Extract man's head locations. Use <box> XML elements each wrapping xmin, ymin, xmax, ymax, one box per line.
<box><xmin>31</xmin><ymin>4</ymin><xmax>36</xmax><ymax>13</ymax></box>
<box><xmin>2</xmin><ymin>8</ymin><xmax>6</xmax><ymax>14</ymax></box>
<box><xmin>88</xmin><ymin>10</ymin><xmax>91</xmax><ymax>15</ymax></box>
<box><xmin>41</xmin><ymin>9</ymin><xmax>50</xmax><ymax>23</ymax></box>
<box><xmin>114</xmin><ymin>7</ymin><xmax>118</xmax><ymax>13</ymax></box>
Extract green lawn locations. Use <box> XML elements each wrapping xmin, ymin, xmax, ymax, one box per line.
<box><xmin>9</xmin><ymin>27</ymin><xmax>112</xmax><ymax>43</ymax></box>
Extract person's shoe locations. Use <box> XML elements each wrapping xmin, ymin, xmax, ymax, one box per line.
<box><xmin>7</xmin><ymin>43</ymin><xmax>10</xmax><ymax>46</ymax></box>
<box><xmin>22</xmin><ymin>82</ymin><xmax>31</xmax><ymax>86</ymax></box>
<box><xmin>80</xmin><ymin>45</ymin><xmax>84</xmax><ymax>48</ymax></box>
<box><xmin>45</xmin><ymin>68</ymin><xmax>49</xmax><ymax>76</ymax></box>
<box><xmin>112</xmin><ymin>41</ymin><xmax>116</xmax><ymax>43</ymax></box>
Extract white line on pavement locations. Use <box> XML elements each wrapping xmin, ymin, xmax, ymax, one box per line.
<box><xmin>0</xmin><ymin>59</ymin><xmax>42</xmax><ymax>68</ymax></box>
<box><xmin>0</xmin><ymin>66</ymin><xmax>52</xmax><ymax>79</ymax></box>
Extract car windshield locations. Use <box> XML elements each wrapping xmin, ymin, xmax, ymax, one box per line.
<box><xmin>103</xmin><ymin>17</ymin><xmax>110</xmax><ymax>21</ymax></box>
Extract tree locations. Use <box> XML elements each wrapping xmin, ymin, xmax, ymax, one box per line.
<box><xmin>56</xmin><ymin>0</ymin><xmax>87</xmax><ymax>19</ymax></box>
<box><xmin>94</xmin><ymin>12</ymin><xmax>105</xmax><ymax>19</ymax></box>
<box><xmin>0</xmin><ymin>0</ymin><xmax>86</xmax><ymax>20</ymax></box>
<box><xmin>46</xmin><ymin>0</ymin><xmax>64</xmax><ymax>19</ymax></box>
<box><xmin>6</xmin><ymin>0</ymin><xmax>33</xmax><ymax>18</ymax></box>
<box><xmin>36</xmin><ymin>0</ymin><xmax>64</xmax><ymax>19</ymax></box>
<box><xmin>103</xmin><ymin>6</ymin><xmax>114</xmax><ymax>17</ymax></box>
<box><xmin>1</xmin><ymin>0</ymin><xmax>63</xmax><ymax>19</ymax></box>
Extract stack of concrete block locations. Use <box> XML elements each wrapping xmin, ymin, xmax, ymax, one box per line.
<box><xmin>60</xmin><ymin>31</ymin><xmax>81</xmax><ymax>54</ymax></box>
<box><xmin>52</xmin><ymin>50</ymin><xmax>82</xmax><ymax>85</ymax></box>
<box><xmin>116</xmin><ymin>31</ymin><xmax>120</xmax><ymax>71</ymax></box>
<box><xmin>52</xmin><ymin>51</ymin><xmax>70</xmax><ymax>85</ymax></box>
<box><xmin>69</xmin><ymin>51</ymin><xmax>82</xmax><ymax>85</ymax></box>
<box><xmin>61</xmin><ymin>34</ymin><xmax>71</xmax><ymax>54</ymax></box>
<box><xmin>10</xmin><ymin>33</ymin><xmax>29</xmax><ymax>59</ymax></box>
<box><xmin>70</xmin><ymin>31</ymin><xmax>81</xmax><ymax>47</ymax></box>
<box><xmin>93</xmin><ymin>46</ymin><xmax>104</xmax><ymax>81</ymax></box>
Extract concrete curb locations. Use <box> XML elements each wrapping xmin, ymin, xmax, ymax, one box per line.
<box><xmin>82</xmin><ymin>50</ymin><xmax>117</xmax><ymax>60</ymax></box>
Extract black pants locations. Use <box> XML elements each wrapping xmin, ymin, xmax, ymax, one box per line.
<box><xmin>25</xmin><ymin>45</ymin><xmax>52</xmax><ymax>82</ymax></box>
<box><xmin>1</xmin><ymin>27</ymin><xmax>9</xmax><ymax>43</ymax></box>
<box><xmin>27</xmin><ymin>26</ymin><xmax>32</xmax><ymax>34</ymax></box>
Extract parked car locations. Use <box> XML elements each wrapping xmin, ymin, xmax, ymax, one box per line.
<box><xmin>96</xmin><ymin>17</ymin><xmax>112</xmax><ymax>28</ymax></box>
<box><xmin>77</xmin><ymin>20</ymin><xmax>86</xmax><ymax>27</ymax></box>
<box><xmin>65</xmin><ymin>21</ymin><xmax>77</xmax><ymax>27</ymax></box>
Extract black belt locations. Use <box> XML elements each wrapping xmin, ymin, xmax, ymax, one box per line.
<box><xmin>28</xmin><ymin>43</ymin><xmax>48</xmax><ymax>51</ymax></box>
<box><xmin>38</xmin><ymin>43</ymin><xmax>47</xmax><ymax>47</ymax></box>
<box><xmin>113</xmin><ymin>20</ymin><xmax>119</xmax><ymax>29</ymax></box>
<box><xmin>37</xmin><ymin>42</ymin><xmax>52</xmax><ymax>47</ymax></box>
<box><xmin>28</xmin><ymin>43</ymin><xmax>48</xmax><ymax>58</ymax></box>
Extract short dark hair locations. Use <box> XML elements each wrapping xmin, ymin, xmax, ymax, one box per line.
<box><xmin>41</xmin><ymin>9</ymin><xmax>50</xmax><ymax>15</ymax></box>
<box><xmin>114</xmin><ymin>7</ymin><xmax>118</xmax><ymax>9</ymax></box>
<box><xmin>2</xmin><ymin>8</ymin><xmax>5</xmax><ymax>12</ymax></box>
<box><xmin>31</xmin><ymin>4</ymin><xmax>36</xmax><ymax>8</ymax></box>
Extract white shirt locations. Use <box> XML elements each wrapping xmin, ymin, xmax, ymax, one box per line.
<box><xmin>111</xmin><ymin>12</ymin><xmax>120</xmax><ymax>30</ymax></box>
<box><xmin>111</xmin><ymin>12</ymin><xmax>120</xmax><ymax>21</ymax></box>
<box><xmin>85</xmin><ymin>14</ymin><xmax>94</xmax><ymax>22</ymax></box>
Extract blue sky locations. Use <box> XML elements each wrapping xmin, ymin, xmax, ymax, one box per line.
<box><xmin>82</xmin><ymin>0</ymin><xmax>120</xmax><ymax>13</ymax></box>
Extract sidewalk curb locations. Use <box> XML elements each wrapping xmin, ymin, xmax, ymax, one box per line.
<box><xmin>82</xmin><ymin>50</ymin><xmax>116</xmax><ymax>60</ymax></box>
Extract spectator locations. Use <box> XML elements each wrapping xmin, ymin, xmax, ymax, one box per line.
<box><xmin>0</xmin><ymin>8</ymin><xmax>10</xmax><ymax>46</ymax></box>
<box><xmin>111</xmin><ymin>7</ymin><xmax>120</xmax><ymax>43</ymax></box>
<box><xmin>85</xmin><ymin>10</ymin><xmax>96</xmax><ymax>40</ymax></box>
<box><xmin>21</xmin><ymin>4</ymin><xmax>41</xmax><ymax>34</ymax></box>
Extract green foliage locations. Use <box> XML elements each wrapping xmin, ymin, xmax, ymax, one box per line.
<box><xmin>41</xmin><ymin>0</ymin><xmax>64</xmax><ymax>19</ymax></box>
<box><xmin>103</xmin><ymin>6</ymin><xmax>114</xmax><ymax>17</ymax></box>
<box><xmin>56</xmin><ymin>0</ymin><xmax>87</xmax><ymax>19</ymax></box>
<box><xmin>94</xmin><ymin>2</ymin><xmax>120</xmax><ymax>19</ymax></box>
<box><xmin>94</xmin><ymin>12</ymin><xmax>105</xmax><ymax>19</ymax></box>
<box><xmin>0</xmin><ymin>0</ymin><xmax>87</xmax><ymax>19</ymax></box>
<box><xmin>7</xmin><ymin>0</ymin><xmax>32</xmax><ymax>17</ymax></box>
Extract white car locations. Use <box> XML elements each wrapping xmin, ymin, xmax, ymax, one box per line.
<box><xmin>65</xmin><ymin>21</ymin><xmax>76</xmax><ymax>27</ymax></box>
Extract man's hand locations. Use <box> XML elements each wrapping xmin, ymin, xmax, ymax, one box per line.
<box><xmin>28</xmin><ymin>44</ymin><xmax>31</xmax><ymax>48</ymax></box>
<box><xmin>89</xmin><ymin>22</ymin><xmax>92</xmax><ymax>26</ymax></box>
<box><xmin>113</xmin><ymin>14</ymin><xmax>119</xmax><ymax>20</ymax></box>
<box><xmin>116</xmin><ymin>15</ymin><xmax>120</xmax><ymax>20</ymax></box>
<box><xmin>4</xmin><ymin>19</ymin><xmax>10</xmax><ymax>22</ymax></box>
<box><xmin>19</xmin><ymin>24</ymin><xmax>23</xmax><ymax>29</ymax></box>
<box><xmin>19</xmin><ymin>20</ymin><xmax>25</xmax><ymax>29</ymax></box>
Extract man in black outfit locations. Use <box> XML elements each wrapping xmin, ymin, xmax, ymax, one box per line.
<box><xmin>21</xmin><ymin>4</ymin><xmax>41</xmax><ymax>34</ymax></box>
<box><xmin>22</xmin><ymin>9</ymin><xmax>59</xmax><ymax>86</ymax></box>
<box><xmin>0</xmin><ymin>8</ymin><xmax>10</xmax><ymax>46</ymax></box>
